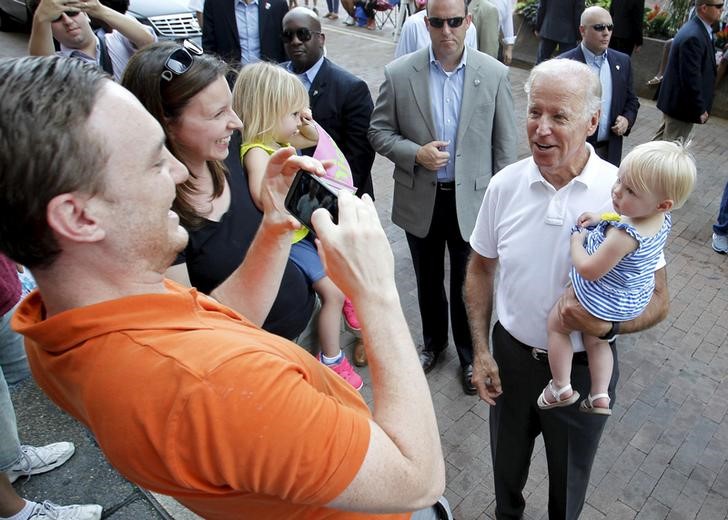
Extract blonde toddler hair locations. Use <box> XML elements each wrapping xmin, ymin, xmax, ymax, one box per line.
<box><xmin>618</xmin><ymin>140</ymin><xmax>696</xmax><ymax>210</ymax></box>
<box><xmin>232</xmin><ymin>61</ymin><xmax>309</xmax><ymax>145</ymax></box>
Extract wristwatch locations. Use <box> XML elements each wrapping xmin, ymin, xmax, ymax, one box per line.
<box><xmin>599</xmin><ymin>321</ymin><xmax>620</xmax><ymax>342</ymax></box>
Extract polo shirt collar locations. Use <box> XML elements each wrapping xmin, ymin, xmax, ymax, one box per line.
<box><xmin>528</xmin><ymin>143</ymin><xmax>603</xmax><ymax>189</ymax></box>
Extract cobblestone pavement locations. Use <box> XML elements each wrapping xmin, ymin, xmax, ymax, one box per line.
<box><xmin>4</xmin><ymin>15</ymin><xmax>728</xmax><ymax>520</ymax></box>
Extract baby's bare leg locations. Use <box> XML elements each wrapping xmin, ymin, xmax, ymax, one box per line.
<box><xmin>546</xmin><ymin>299</ymin><xmax>575</xmax><ymax>392</ymax></box>
<box><xmin>582</xmin><ymin>334</ymin><xmax>612</xmax><ymax>409</ymax></box>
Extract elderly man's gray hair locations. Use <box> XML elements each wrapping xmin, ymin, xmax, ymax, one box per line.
<box><xmin>524</xmin><ymin>59</ymin><xmax>602</xmax><ymax>121</ymax></box>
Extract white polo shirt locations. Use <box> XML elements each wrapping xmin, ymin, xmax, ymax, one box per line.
<box><xmin>470</xmin><ymin>146</ymin><xmax>617</xmax><ymax>351</ymax></box>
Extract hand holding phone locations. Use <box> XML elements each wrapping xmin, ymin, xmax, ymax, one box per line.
<box><xmin>285</xmin><ymin>170</ymin><xmax>344</xmax><ymax>233</ymax></box>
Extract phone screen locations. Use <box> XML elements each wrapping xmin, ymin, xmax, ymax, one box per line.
<box><xmin>284</xmin><ymin>170</ymin><xmax>340</xmax><ymax>232</ymax></box>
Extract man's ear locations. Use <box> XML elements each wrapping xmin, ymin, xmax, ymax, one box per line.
<box><xmin>46</xmin><ymin>193</ymin><xmax>106</xmax><ymax>243</ymax></box>
<box><xmin>586</xmin><ymin>109</ymin><xmax>600</xmax><ymax>137</ymax></box>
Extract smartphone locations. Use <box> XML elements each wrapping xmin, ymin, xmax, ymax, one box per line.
<box><xmin>285</xmin><ymin>170</ymin><xmax>343</xmax><ymax>232</ymax></box>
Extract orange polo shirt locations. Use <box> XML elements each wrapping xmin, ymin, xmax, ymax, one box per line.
<box><xmin>13</xmin><ymin>281</ymin><xmax>411</xmax><ymax>520</ymax></box>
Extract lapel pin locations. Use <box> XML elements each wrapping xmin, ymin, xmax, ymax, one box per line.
<box><xmin>265</xmin><ymin>2</ymin><xmax>270</xmax><ymax>8</ymax></box>
<box><xmin>616</xmin><ymin>65</ymin><xmax>620</xmax><ymax>71</ymax></box>
<box><xmin>313</xmin><ymin>90</ymin><xmax>319</xmax><ymax>96</ymax></box>
<box><xmin>474</xmin><ymin>79</ymin><xmax>480</xmax><ymax>86</ymax></box>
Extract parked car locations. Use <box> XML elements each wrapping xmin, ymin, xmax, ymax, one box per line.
<box><xmin>0</xmin><ymin>0</ymin><xmax>201</xmax><ymax>43</ymax></box>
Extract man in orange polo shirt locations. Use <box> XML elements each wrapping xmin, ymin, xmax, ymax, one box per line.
<box><xmin>0</xmin><ymin>56</ymin><xmax>449</xmax><ymax>520</ymax></box>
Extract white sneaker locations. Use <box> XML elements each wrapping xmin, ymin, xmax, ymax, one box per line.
<box><xmin>27</xmin><ymin>501</ymin><xmax>102</xmax><ymax>520</ymax></box>
<box><xmin>712</xmin><ymin>233</ymin><xmax>728</xmax><ymax>253</ymax></box>
<box><xmin>5</xmin><ymin>442</ymin><xmax>75</xmax><ymax>483</ymax></box>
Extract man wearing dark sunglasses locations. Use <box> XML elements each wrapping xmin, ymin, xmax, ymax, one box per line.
<box><xmin>27</xmin><ymin>0</ymin><xmax>155</xmax><ymax>81</ymax></box>
<box><xmin>654</xmin><ymin>0</ymin><xmax>720</xmax><ymax>142</ymax></box>
<box><xmin>202</xmin><ymin>0</ymin><xmax>288</xmax><ymax>68</ymax></box>
<box><xmin>394</xmin><ymin>0</ymin><xmax>480</xmax><ymax>59</ymax></box>
<box><xmin>559</xmin><ymin>6</ymin><xmax>640</xmax><ymax>166</ymax></box>
<box><xmin>281</xmin><ymin>7</ymin><xmax>376</xmax><ymax>200</ymax></box>
<box><xmin>369</xmin><ymin>0</ymin><xmax>517</xmax><ymax>396</ymax></box>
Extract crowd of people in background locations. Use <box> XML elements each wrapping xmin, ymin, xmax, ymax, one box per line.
<box><xmin>0</xmin><ymin>0</ymin><xmax>725</xmax><ymax>519</ymax></box>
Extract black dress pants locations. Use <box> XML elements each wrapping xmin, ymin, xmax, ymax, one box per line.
<box><xmin>405</xmin><ymin>185</ymin><xmax>473</xmax><ymax>367</ymax></box>
<box><xmin>489</xmin><ymin>322</ymin><xmax>619</xmax><ymax>520</ymax></box>
<box><xmin>536</xmin><ymin>38</ymin><xmax>577</xmax><ymax>64</ymax></box>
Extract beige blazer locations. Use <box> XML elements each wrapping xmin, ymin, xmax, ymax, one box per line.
<box><xmin>469</xmin><ymin>0</ymin><xmax>500</xmax><ymax>59</ymax></box>
<box><xmin>368</xmin><ymin>46</ymin><xmax>517</xmax><ymax>238</ymax></box>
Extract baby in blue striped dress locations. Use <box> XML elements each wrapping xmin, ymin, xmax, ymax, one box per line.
<box><xmin>538</xmin><ymin>141</ymin><xmax>696</xmax><ymax>415</ymax></box>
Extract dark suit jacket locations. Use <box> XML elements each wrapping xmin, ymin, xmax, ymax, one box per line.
<box><xmin>202</xmin><ymin>0</ymin><xmax>288</xmax><ymax>67</ymax></box>
<box><xmin>536</xmin><ymin>0</ymin><xmax>584</xmax><ymax>44</ymax></box>
<box><xmin>559</xmin><ymin>46</ymin><xmax>640</xmax><ymax>166</ymax></box>
<box><xmin>290</xmin><ymin>58</ymin><xmax>376</xmax><ymax>198</ymax></box>
<box><xmin>610</xmin><ymin>0</ymin><xmax>645</xmax><ymax>50</ymax></box>
<box><xmin>657</xmin><ymin>16</ymin><xmax>717</xmax><ymax>124</ymax></box>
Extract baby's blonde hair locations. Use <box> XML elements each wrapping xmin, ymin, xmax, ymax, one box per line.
<box><xmin>619</xmin><ymin>140</ymin><xmax>696</xmax><ymax>210</ymax></box>
<box><xmin>232</xmin><ymin>61</ymin><xmax>309</xmax><ymax>145</ymax></box>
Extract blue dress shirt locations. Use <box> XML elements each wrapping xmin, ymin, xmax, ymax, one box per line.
<box><xmin>235</xmin><ymin>0</ymin><xmax>261</xmax><ymax>65</ymax></box>
<box><xmin>286</xmin><ymin>55</ymin><xmax>325</xmax><ymax>91</ymax></box>
<box><xmin>582</xmin><ymin>43</ymin><xmax>612</xmax><ymax>143</ymax></box>
<box><xmin>428</xmin><ymin>46</ymin><xmax>467</xmax><ymax>182</ymax></box>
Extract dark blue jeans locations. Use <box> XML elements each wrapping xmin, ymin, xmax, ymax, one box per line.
<box><xmin>713</xmin><ymin>180</ymin><xmax>728</xmax><ymax>236</ymax></box>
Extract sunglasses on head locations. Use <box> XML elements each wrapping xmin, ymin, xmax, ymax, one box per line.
<box><xmin>428</xmin><ymin>16</ymin><xmax>465</xmax><ymax>28</ymax></box>
<box><xmin>51</xmin><ymin>10</ymin><xmax>81</xmax><ymax>22</ymax></box>
<box><xmin>160</xmin><ymin>41</ymin><xmax>203</xmax><ymax>82</ymax></box>
<box><xmin>708</xmin><ymin>2</ymin><xmax>724</xmax><ymax>7</ymax></box>
<box><xmin>591</xmin><ymin>23</ymin><xmax>614</xmax><ymax>31</ymax></box>
<box><xmin>281</xmin><ymin>28</ymin><xmax>321</xmax><ymax>43</ymax></box>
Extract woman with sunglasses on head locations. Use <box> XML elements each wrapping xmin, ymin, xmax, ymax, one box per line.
<box><xmin>121</xmin><ymin>41</ymin><xmax>317</xmax><ymax>340</ymax></box>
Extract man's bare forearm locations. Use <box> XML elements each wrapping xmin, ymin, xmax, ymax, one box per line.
<box><xmin>358</xmin><ymin>289</ymin><xmax>443</xmax><ymax>477</ymax></box>
<box><xmin>28</xmin><ymin>18</ymin><xmax>56</xmax><ymax>56</ymax></box>
<box><xmin>465</xmin><ymin>253</ymin><xmax>496</xmax><ymax>355</ymax></box>
<box><xmin>93</xmin><ymin>6</ymin><xmax>155</xmax><ymax>48</ymax></box>
<box><xmin>620</xmin><ymin>266</ymin><xmax>669</xmax><ymax>334</ymax></box>
<box><xmin>314</xmin><ymin>194</ymin><xmax>444</xmax><ymax>510</ymax></box>
<box><xmin>464</xmin><ymin>253</ymin><xmax>503</xmax><ymax>403</ymax></box>
<box><xmin>210</xmin><ymin>219</ymin><xmax>291</xmax><ymax>326</ymax></box>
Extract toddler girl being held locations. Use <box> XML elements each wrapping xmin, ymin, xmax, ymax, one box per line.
<box><xmin>233</xmin><ymin>62</ymin><xmax>363</xmax><ymax>390</ymax></box>
<box><xmin>538</xmin><ymin>141</ymin><xmax>696</xmax><ymax>415</ymax></box>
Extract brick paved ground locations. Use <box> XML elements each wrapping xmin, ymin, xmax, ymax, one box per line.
<box><xmin>5</xmin><ymin>16</ymin><xmax>727</xmax><ymax>520</ymax></box>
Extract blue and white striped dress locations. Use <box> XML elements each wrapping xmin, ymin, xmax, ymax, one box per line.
<box><xmin>570</xmin><ymin>213</ymin><xmax>672</xmax><ymax>322</ymax></box>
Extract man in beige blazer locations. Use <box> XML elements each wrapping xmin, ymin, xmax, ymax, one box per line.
<box><xmin>469</xmin><ymin>0</ymin><xmax>499</xmax><ymax>59</ymax></box>
<box><xmin>368</xmin><ymin>0</ymin><xmax>517</xmax><ymax>395</ymax></box>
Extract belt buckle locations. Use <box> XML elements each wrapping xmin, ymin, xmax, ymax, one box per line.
<box><xmin>532</xmin><ymin>348</ymin><xmax>547</xmax><ymax>361</ymax></box>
